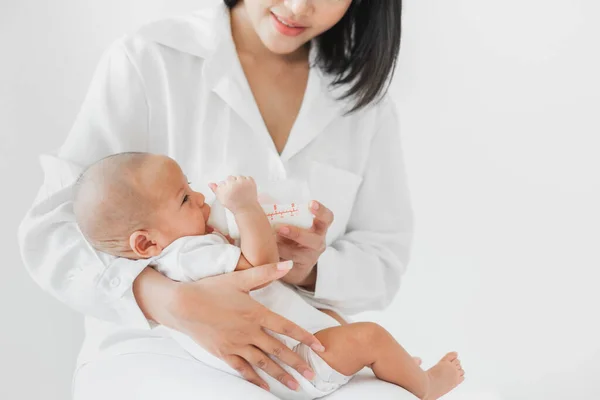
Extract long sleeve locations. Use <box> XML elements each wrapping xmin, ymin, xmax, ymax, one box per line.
<box><xmin>17</xmin><ymin>39</ymin><xmax>153</xmax><ymax>327</ymax></box>
<box><xmin>152</xmin><ymin>234</ymin><xmax>241</xmax><ymax>282</ymax></box>
<box><xmin>303</xmin><ymin>99</ymin><xmax>415</xmax><ymax>315</ymax></box>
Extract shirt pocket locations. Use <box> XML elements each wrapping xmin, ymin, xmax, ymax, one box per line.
<box><xmin>308</xmin><ymin>160</ymin><xmax>364</xmax><ymax>244</ymax></box>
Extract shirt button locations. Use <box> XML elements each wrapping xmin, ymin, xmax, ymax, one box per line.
<box><xmin>109</xmin><ymin>277</ymin><xmax>121</xmax><ymax>288</ymax></box>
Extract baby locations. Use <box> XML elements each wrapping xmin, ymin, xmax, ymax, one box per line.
<box><xmin>73</xmin><ymin>152</ymin><xmax>465</xmax><ymax>400</ymax></box>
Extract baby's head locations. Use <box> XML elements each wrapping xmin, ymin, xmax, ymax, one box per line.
<box><xmin>73</xmin><ymin>152</ymin><xmax>211</xmax><ymax>259</ymax></box>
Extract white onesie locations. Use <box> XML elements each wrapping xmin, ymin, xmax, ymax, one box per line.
<box><xmin>147</xmin><ymin>233</ymin><xmax>353</xmax><ymax>400</ymax></box>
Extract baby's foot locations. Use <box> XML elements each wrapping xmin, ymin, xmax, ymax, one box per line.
<box><xmin>423</xmin><ymin>352</ymin><xmax>465</xmax><ymax>400</ymax></box>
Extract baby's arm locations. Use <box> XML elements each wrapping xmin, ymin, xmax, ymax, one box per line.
<box><xmin>234</xmin><ymin>202</ymin><xmax>279</xmax><ymax>267</ymax></box>
<box><xmin>210</xmin><ymin>176</ymin><xmax>279</xmax><ymax>268</ymax></box>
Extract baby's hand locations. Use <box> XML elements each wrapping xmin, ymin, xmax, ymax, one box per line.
<box><xmin>209</xmin><ymin>176</ymin><xmax>259</xmax><ymax>214</ymax></box>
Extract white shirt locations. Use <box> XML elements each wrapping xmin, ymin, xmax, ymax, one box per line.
<box><xmin>18</xmin><ymin>2</ymin><xmax>414</xmax><ymax>365</ymax></box>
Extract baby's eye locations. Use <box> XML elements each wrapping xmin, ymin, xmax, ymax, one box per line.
<box><xmin>182</xmin><ymin>194</ymin><xmax>189</xmax><ymax>205</ymax></box>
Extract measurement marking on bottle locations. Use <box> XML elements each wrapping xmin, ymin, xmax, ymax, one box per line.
<box><xmin>266</xmin><ymin>203</ymin><xmax>299</xmax><ymax>220</ymax></box>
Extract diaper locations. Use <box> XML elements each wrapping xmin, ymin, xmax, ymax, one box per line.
<box><xmin>261</xmin><ymin>339</ymin><xmax>353</xmax><ymax>400</ymax></box>
<box><xmin>251</xmin><ymin>283</ymin><xmax>354</xmax><ymax>398</ymax></box>
<box><xmin>294</xmin><ymin>343</ymin><xmax>352</xmax><ymax>394</ymax></box>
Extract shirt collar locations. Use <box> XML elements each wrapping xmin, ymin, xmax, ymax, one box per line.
<box><xmin>136</xmin><ymin>3</ymin><xmax>351</xmax><ymax>102</ymax></box>
<box><xmin>136</xmin><ymin>2</ymin><xmax>232</xmax><ymax>90</ymax></box>
<box><xmin>136</xmin><ymin>3</ymin><xmax>354</xmax><ymax>161</ymax></box>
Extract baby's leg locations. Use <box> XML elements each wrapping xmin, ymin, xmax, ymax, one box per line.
<box><xmin>314</xmin><ymin>322</ymin><xmax>464</xmax><ymax>400</ymax></box>
<box><xmin>317</xmin><ymin>310</ymin><xmax>422</xmax><ymax>365</ymax></box>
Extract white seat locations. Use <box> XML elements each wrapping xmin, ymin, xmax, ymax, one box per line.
<box><xmin>73</xmin><ymin>353</ymin><xmax>418</xmax><ymax>400</ymax></box>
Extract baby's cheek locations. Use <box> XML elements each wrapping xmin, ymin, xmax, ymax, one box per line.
<box><xmin>192</xmin><ymin>211</ymin><xmax>207</xmax><ymax>235</ymax></box>
<box><xmin>171</xmin><ymin>214</ymin><xmax>197</xmax><ymax>237</ymax></box>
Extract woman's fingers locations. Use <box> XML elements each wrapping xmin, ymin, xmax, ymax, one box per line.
<box><xmin>254</xmin><ymin>334</ymin><xmax>316</xmax><ymax>382</ymax></box>
<box><xmin>308</xmin><ymin>201</ymin><xmax>334</xmax><ymax>235</ymax></box>
<box><xmin>276</xmin><ymin>240</ymin><xmax>298</xmax><ymax>262</ymax></box>
<box><xmin>278</xmin><ymin>226</ymin><xmax>323</xmax><ymax>251</ymax></box>
<box><xmin>233</xmin><ymin>261</ymin><xmax>295</xmax><ymax>292</ymax></box>
<box><xmin>223</xmin><ymin>354</ymin><xmax>269</xmax><ymax>391</ymax></box>
<box><xmin>260</xmin><ymin>309</ymin><xmax>325</xmax><ymax>353</ymax></box>
<box><xmin>239</xmin><ymin>346</ymin><xmax>300</xmax><ymax>391</ymax></box>
<box><xmin>277</xmin><ymin>240</ymin><xmax>313</xmax><ymax>270</ymax></box>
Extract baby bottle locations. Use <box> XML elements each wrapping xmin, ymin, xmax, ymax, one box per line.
<box><xmin>207</xmin><ymin>179</ymin><xmax>314</xmax><ymax>240</ymax></box>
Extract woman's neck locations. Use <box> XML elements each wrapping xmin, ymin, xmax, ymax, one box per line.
<box><xmin>229</xmin><ymin>4</ymin><xmax>309</xmax><ymax>65</ymax></box>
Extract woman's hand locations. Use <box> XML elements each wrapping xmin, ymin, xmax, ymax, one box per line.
<box><xmin>276</xmin><ymin>200</ymin><xmax>334</xmax><ymax>290</ymax></box>
<box><xmin>135</xmin><ymin>262</ymin><xmax>324</xmax><ymax>391</ymax></box>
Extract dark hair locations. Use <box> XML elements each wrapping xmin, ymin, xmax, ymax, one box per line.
<box><xmin>224</xmin><ymin>0</ymin><xmax>402</xmax><ymax>112</ymax></box>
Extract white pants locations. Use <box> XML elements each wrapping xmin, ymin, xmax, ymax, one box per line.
<box><xmin>72</xmin><ymin>353</ymin><xmax>418</xmax><ymax>400</ymax></box>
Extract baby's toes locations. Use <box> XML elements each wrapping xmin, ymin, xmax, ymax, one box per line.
<box><xmin>442</xmin><ymin>352</ymin><xmax>458</xmax><ymax>362</ymax></box>
<box><xmin>454</xmin><ymin>361</ymin><xmax>465</xmax><ymax>380</ymax></box>
<box><xmin>453</xmin><ymin>359</ymin><xmax>464</xmax><ymax>373</ymax></box>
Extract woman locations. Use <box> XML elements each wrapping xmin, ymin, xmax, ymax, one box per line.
<box><xmin>19</xmin><ymin>0</ymin><xmax>414</xmax><ymax>398</ymax></box>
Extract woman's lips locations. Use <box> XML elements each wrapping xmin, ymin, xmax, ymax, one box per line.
<box><xmin>270</xmin><ymin>12</ymin><xmax>307</xmax><ymax>37</ymax></box>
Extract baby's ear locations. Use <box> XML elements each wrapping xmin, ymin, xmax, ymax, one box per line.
<box><xmin>129</xmin><ymin>231</ymin><xmax>162</xmax><ymax>258</ymax></box>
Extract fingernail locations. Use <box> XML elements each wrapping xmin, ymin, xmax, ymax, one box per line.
<box><xmin>311</xmin><ymin>201</ymin><xmax>319</xmax><ymax>210</ymax></box>
<box><xmin>302</xmin><ymin>369</ymin><xmax>315</xmax><ymax>380</ymax></box>
<box><xmin>260</xmin><ymin>383</ymin><xmax>270</xmax><ymax>391</ymax></box>
<box><xmin>277</xmin><ymin>260</ymin><xmax>294</xmax><ymax>270</ymax></box>
<box><xmin>311</xmin><ymin>343</ymin><xmax>326</xmax><ymax>353</ymax></box>
<box><xmin>280</xmin><ymin>227</ymin><xmax>290</xmax><ymax>235</ymax></box>
<box><xmin>287</xmin><ymin>380</ymin><xmax>300</xmax><ymax>391</ymax></box>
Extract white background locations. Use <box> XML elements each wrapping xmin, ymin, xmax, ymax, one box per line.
<box><xmin>1</xmin><ymin>0</ymin><xmax>599</xmax><ymax>399</ymax></box>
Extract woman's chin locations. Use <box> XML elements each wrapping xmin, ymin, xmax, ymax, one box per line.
<box><xmin>260</xmin><ymin>32</ymin><xmax>306</xmax><ymax>55</ymax></box>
